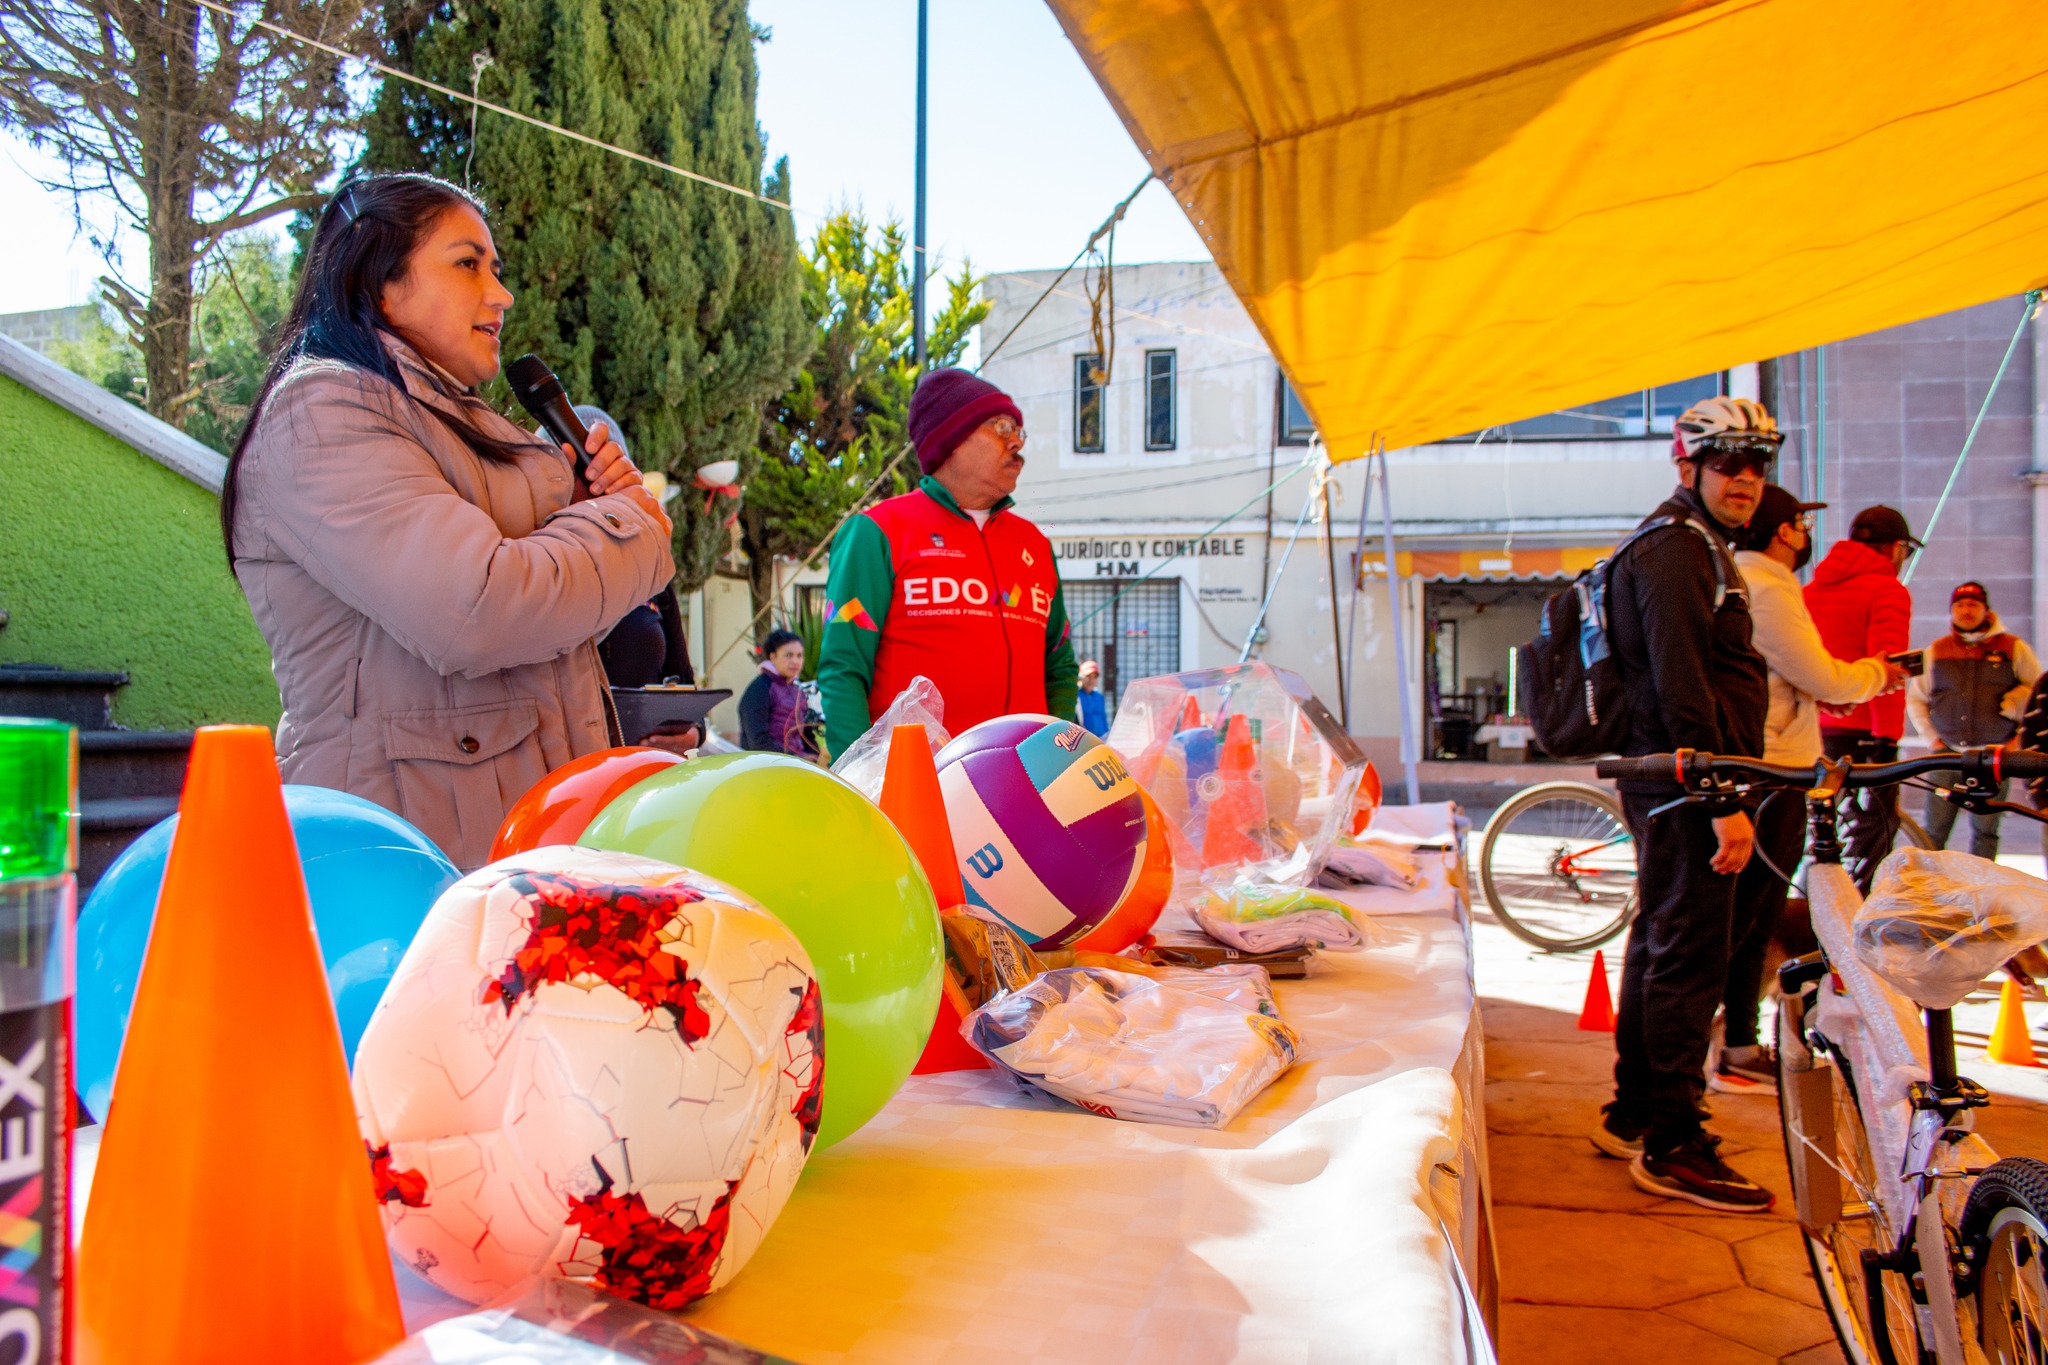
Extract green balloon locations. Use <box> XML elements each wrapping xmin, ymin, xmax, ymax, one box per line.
<box><xmin>578</xmin><ymin>752</ymin><xmax>943</xmax><ymax>1148</ymax></box>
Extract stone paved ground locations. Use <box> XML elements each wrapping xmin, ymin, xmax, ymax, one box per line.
<box><xmin>1471</xmin><ymin>885</ymin><xmax>2048</xmax><ymax>1364</ymax></box>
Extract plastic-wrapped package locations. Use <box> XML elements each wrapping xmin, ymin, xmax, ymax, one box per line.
<box><xmin>1191</xmin><ymin>884</ymin><xmax>1373</xmax><ymax>953</ymax></box>
<box><xmin>1853</xmin><ymin>848</ymin><xmax>2048</xmax><ymax>1009</ymax></box>
<box><xmin>962</xmin><ymin>965</ymin><xmax>1300</xmax><ymax>1128</ymax></box>
<box><xmin>1319</xmin><ymin>839</ymin><xmax>1422</xmax><ymax>890</ymax></box>
<box><xmin>827</xmin><ymin>675</ymin><xmax>950</xmax><ymax>800</ymax></box>
<box><xmin>1107</xmin><ymin>662</ymin><xmax>1366</xmax><ymax>895</ymax></box>
<box><xmin>371</xmin><ymin>1278</ymin><xmax>790</xmax><ymax>1363</ymax></box>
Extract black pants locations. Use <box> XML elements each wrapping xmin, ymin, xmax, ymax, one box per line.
<box><xmin>1823</xmin><ymin>731</ymin><xmax>1899</xmax><ymax>895</ymax></box>
<box><xmin>1723</xmin><ymin>790</ymin><xmax>1808</xmax><ymax>1049</ymax></box>
<box><xmin>1613</xmin><ymin>790</ymin><xmax>1739</xmax><ymax>1152</ymax></box>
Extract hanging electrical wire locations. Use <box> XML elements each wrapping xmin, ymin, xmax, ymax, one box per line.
<box><xmin>978</xmin><ymin>172</ymin><xmax>1153</xmax><ymax>370</ymax></box>
<box><xmin>187</xmin><ymin>0</ymin><xmax>793</xmax><ymax>210</ymax></box>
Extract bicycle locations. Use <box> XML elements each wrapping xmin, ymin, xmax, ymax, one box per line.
<box><xmin>1477</xmin><ymin>781</ymin><xmax>1935</xmax><ymax>955</ymax></box>
<box><xmin>1477</xmin><ymin>782</ymin><xmax>1639</xmax><ymax>951</ymax></box>
<box><xmin>1594</xmin><ymin>745</ymin><xmax>2048</xmax><ymax>1365</ymax></box>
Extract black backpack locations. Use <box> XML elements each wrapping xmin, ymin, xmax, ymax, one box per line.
<box><xmin>1521</xmin><ymin>516</ymin><xmax>1731</xmax><ymax>760</ymax></box>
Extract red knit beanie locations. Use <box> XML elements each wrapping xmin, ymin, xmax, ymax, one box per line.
<box><xmin>908</xmin><ymin>368</ymin><xmax>1022</xmax><ymax>475</ymax></box>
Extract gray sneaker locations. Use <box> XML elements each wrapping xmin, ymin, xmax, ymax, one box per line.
<box><xmin>1590</xmin><ymin>1102</ymin><xmax>1648</xmax><ymax>1160</ymax></box>
<box><xmin>1709</xmin><ymin>1044</ymin><xmax>1778</xmax><ymax>1097</ymax></box>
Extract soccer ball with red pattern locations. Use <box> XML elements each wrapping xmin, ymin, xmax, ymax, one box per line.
<box><xmin>352</xmin><ymin>845</ymin><xmax>822</xmax><ymax>1309</ymax></box>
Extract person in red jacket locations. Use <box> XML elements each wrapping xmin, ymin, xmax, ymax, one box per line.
<box><xmin>1803</xmin><ymin>504</ymin><xmax>1921</xmax><ymax>891</ymax></box>
<box><xmin>817</xmin><ymin>369</ymin><xmax>1080</xmax><ymax>758</ymax></box>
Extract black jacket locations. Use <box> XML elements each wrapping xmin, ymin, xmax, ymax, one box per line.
<box><xmin>1606</xmin><ymin>487</ymin><xmax>1769</xmax><ymax>807</ymax></box>
<box><xmin>2019</xmin><ymin>673</ymin><xmax>2048</xmax><ymax>808</ymax></box>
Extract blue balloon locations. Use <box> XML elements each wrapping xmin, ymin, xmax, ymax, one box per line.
<box><xmin>78</xmin><ymin>785</ymin><xmax>458</xmax><ymax>1120</ymax></box>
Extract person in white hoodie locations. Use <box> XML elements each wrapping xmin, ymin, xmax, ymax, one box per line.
<box><xmin>1906</xmin><ymin>581</ymin><xmax>2042</xmax><ymax>859</ymax></box>
<box><xmin>1713</xmin><ymin>487</ymin><xmax>1904</xmax><ymax>1093</ymax></box>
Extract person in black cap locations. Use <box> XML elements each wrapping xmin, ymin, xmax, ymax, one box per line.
<box><xmin>1907</xmin><ymin>580</ymin><xmax>2041</xmax><ymax>859</ymax></box>
<box><xmin>1716</xmin><ymin>488</ymin><xmax>1904</xmax><ymax>1094</ymax></box>
<box><xmin>1804</xmin><ymin>505</ymin><xmax>1921</xmax><ymax>891</ymax></box>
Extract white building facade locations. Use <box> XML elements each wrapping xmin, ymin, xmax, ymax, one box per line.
<box><xmin>978</xmin><ymin>262</ymin><xmax>1753</xmax><ymax>768</ymax></box>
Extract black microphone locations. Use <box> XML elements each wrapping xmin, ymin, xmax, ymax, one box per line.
<box><xmin>505</xmin><ymin>353</ymin><xmax>593</xmax><ymax>482</ymax></box>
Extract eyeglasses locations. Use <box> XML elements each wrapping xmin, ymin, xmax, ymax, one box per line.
<box><xmin>985</xmin><ymin>415</ymin><xmax>1024</xmax><ymax>442</ymax></box>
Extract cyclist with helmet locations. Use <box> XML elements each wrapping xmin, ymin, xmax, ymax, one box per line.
<box><xmin>1589</xmin><ymin>395</ymin><xmax>1775</xmax><ymax>1213</ymax></box>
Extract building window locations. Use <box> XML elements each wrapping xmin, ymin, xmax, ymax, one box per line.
<box><xmin>1467</xmin><ymin>371</ymin><xmax>1729</xmax><ymax>440</ymax></box>
<box><xmin>1277</xmin><ymin>373</ymin><xmax>1316</xmax><ymax>445</ymax></box>
<box><xmin>1145</xmin><ymin>349</ymin><xmax>1176</xmax><ymax>450</ymax></box>
<box><xmin>1073</xmin><ymin>354</ymin><xmax>1104</xmax><ymax>453</ymax></box>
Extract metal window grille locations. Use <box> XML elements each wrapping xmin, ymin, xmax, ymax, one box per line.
<box><xmin>1060</xmin><ymin>578</ymin><xmax>1182</xmax><ymax>713</ymax></box>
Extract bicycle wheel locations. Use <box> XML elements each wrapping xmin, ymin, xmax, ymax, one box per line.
<box><xmin>1477</xmin><ymin>782</ymin><xmax>1638</xmax><ymax>952</ymax></box>
<box><xmin>1896</xmin><ymin>812</ymin><xmax>1936</xmax><ymax>852</ymax></box>
<box><xmin>1961</xmin><ymin>1156</ymin><xmax>2048</xmax><ymax>1363</ymax></box>
<box><xmin>1775</xmin><ymin>995</ymin><xmax>1924</xmax><ymax>1364</ymax></box>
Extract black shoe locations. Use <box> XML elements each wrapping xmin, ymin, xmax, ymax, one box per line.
<box><xmin>1589</xmin><ymin>1102</ymin><xmax>1648</xmax><ymax>1160</ymax></box>
<box><xmin>1629</xmin><ymin>1133</ymin><xmax>1774</xmax><ymax>1212</ymax></box>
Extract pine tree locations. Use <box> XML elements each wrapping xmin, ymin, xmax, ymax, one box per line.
<box><xmin>366</xmin><ymin>0</ymin><xmax>808</xmax><ymax>592</ymax></box>
<box><xmin>743</xmin><ymin>211</ymin><xmax>988</xmax><ymax>622</ymax></box>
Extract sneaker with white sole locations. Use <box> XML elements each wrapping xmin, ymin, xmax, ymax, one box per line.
<box><xmin>1589</xmin><ymin>1102</ymin><xmax>1648</xmax><ymax>1160</ymax></box>
<box><xmin>1630</xmin><ymin>1134</ymin><xmax>1774</xmax><ymax>1212</ymax></box>
<box><xmin>1708</xmin><ymin>1044</ymin><xmax>1778</xmax><ymax>1097</ymax></box>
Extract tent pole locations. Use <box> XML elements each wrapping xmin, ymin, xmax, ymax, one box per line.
<box><xmin>1342</xmin><ymin>458</ymin><xmax>1372</xmax><ymax>734</ymax></box>
<box><xmin>1373</xmin><ymin>441</ymin><xmax>1421</xmax><ymax>805</ymax></box>
<box><xmin>1319</xmin><ymin>466</ymin><xmax>1348</xmax><ymax>729</ymax></box>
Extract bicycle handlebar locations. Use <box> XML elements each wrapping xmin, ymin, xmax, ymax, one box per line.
<box><xmin>1593</xmin><ymin>746</ymin><xmax>2048</xmax><ymax>788</ymax></box>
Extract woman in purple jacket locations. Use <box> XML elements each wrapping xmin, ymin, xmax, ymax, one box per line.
<box><xmin>739</xmin><ymin>629</ymin><xmax>818</xmax><ymax>758</ymax></box>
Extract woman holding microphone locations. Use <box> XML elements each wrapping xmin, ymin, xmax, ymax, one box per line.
<box><xmin>222</xmin><ymin>173</ymin><xmax>674</xmax><ymax>869</ymax></box>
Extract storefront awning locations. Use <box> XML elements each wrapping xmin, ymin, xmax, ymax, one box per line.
<box><xmin>1359</xmin><ymin>546</ymin><xmax>1614</xmax><ymax>583</ymax></box>
<box><xmin>1045</xmin><ymin>1</ymin><xmax>2048</xmax><ymax>459</ymax></box>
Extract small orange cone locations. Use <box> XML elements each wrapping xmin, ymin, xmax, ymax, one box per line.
<box><xmin>78</xmin><ymin>727</ymin><xmax>403</xmax><ymax>1365</ymax></box>
<box><xmin>878</xmin><ymin>723</ymin><xmax>965</xmax><ymax>907</ymax></box>
<box><xmin>1578</xmin><ymin>949</ymin><xmax>1617</xmax><ymax>1032</ymax></box>
<box><xmin>1988</xmin><ymin>977</ymin><xmax>2041</xmax><ymax>1066</ymax></box>
<box><xmin>912</xmin><ymin>963</ymin><xmax>989</xmax><ymax>1074</ymax></box>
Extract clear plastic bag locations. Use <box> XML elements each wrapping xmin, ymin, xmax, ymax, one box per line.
<box><xmin>961</xmin><ymin>965</ymin><xmax>1299</xmax><ymax>1128</ymax></box>
<box><xmin>1853</xmin><ymin>848</ymin><xmax>2048</xmax><ymax>1009</ymax></box>
<box><xmin>1190</xmin><ymin>883</ymin><xmax>1374</xmax><ymax>953</ymax></box>
<box><xmin>372</xmin><ymin>1278</ymin><xmax>791</xmax><ymax>1363</ymax></box>
<box><xmin>826</xmin><ymin>675</ymin><xmax>950</xmax><ymax>801</ymax></box>
<box><xmin>1106</xmin><ymin>662</ymin><xmax>1366</xmax><ymax>898</ymax></box>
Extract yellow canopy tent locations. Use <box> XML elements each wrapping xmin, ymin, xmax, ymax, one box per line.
<box><xmin>1043</xmin><ymin>1</ymin><xmax>2048</xmax><ymax>458</ymax></box>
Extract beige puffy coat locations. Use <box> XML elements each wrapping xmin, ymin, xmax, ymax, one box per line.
<box><xmin>1734</xmin><ymin>549</ymin><xmax>1889</xmax><ymax>766</ymax></box>
<box><xmin>231</xmin><ymin>337</ymin><xmax>674</xmax><ymax>868</ymax></box>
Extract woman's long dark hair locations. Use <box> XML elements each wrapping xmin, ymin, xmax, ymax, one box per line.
<box><xmin>219</xmin><ymin>172</ymin><xmax>534</xmax><ymax>569</ymax></box>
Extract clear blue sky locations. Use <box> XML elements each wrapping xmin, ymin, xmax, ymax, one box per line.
<box><xmin>0</xmin><ymin>0</ymin><xmax>1208</xmax><ymax>315</ymax></box>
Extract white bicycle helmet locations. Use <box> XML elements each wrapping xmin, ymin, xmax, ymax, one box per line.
<box><xmin>1673</xmin><ymin>395</ymin><xmax>1781</xmax><ymax>462</ymax></box>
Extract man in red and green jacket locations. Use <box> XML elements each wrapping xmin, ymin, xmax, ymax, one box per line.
<box><xmin>819</xmin><ymin>369</ymin><xmax>1080</xmax><ymax>759</ymax></box>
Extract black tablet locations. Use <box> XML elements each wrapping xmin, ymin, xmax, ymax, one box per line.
<box><xmin>610</xmin><ymin>686</ymin><xmax>733</xmax><ymax>745</ymax></box>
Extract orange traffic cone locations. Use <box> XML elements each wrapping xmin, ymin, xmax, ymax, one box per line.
<box><xmin>1988</xmin><ymin>977</ymin><xmax>2041</xmax><ymax>1066</ymax></box>
<box><xmin>878</xmin><ymin>723</ymin><xmax>965</xmax><ymax>908</ymax></box>
<box><xmin>78</xmin><ymin>726</ymin><xmax>403</xmax><ymax>1365</ymax></box>
<box><xmin>1578</xmin><ymin>949</ymin><xmax>1617</xmax><ymax>1032</ymax></box>
<box><xmin>1201</xmin><ymin>715</ymin><xmax>1268</xmax><ymax>868</ymax></box>
<box><xmin>912</xmin><ymin>966</ymin><xmax>989</xmax><ymax>1074</ymax></box>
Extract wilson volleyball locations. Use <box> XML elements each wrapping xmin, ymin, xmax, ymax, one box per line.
<box><xmin>935</xmin><ymin>715</ymin><xmax>1147</xmax><ymax>948</ymax></box>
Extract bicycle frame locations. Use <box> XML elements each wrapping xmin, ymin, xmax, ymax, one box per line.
<box><xmin>1787</xmin><ymin>763</ymin><xmax>2022</xmax><ymax>1365</ymax></box>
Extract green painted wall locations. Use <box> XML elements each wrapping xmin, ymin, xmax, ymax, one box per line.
<box><xmin>0</xmin><ymin>373</ymin><xmax>279</xmax><ymax>729</ymax></box>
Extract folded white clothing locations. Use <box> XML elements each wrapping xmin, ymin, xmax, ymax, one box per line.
<box><xmin>963</xmin><ymin>966</ymin><xmax>1299</xmax><ymax>1129</ymax></box>
<box><xmin>1191</xmin><ymin>884</ymin><xmax>1372</xmax><ymax>953</ymax></box>
<box><xmin>1320</xmin><ymin>840</ymin><xmax>1421</xmax><ymax>889</ymax></box>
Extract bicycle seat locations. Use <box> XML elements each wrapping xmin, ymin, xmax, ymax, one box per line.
<box><xmin>1852</xmin><ymin>849</ymin><xmax>2048</xmax><ymax>1010</ymax></box>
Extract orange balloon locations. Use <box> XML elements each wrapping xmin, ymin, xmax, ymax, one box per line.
<box><xmin>490</xmin><ymin>746</ymin><xmax>685</xmax><ymax>861</ymax></box>
<box><xmin>1074</xmin><ymin>786</ymin><xmax>1175</xmax><ymax>953</ymax></box>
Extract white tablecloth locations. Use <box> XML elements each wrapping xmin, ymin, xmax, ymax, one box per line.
<box><xmin>81</xmin><ymin>805</ymin><xmax>1496</xmax><ymax>1364</ymax></box>
<box><xmin>668</xmin><ymin>804</ymin><xmax>1496</xmax><ymax>1364</ymax></box>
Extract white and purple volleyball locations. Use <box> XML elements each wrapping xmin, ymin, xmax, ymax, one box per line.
<box><xmin>935</xmin><ymin>715</ymin><xmax>1148</xmax><ymax>949</ymax></box>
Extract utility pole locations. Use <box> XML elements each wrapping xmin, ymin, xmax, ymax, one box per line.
<box><xmin>912</xmin><ymin>0</ymin><xmax>929</xmax><ymax>375</ymax></box>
